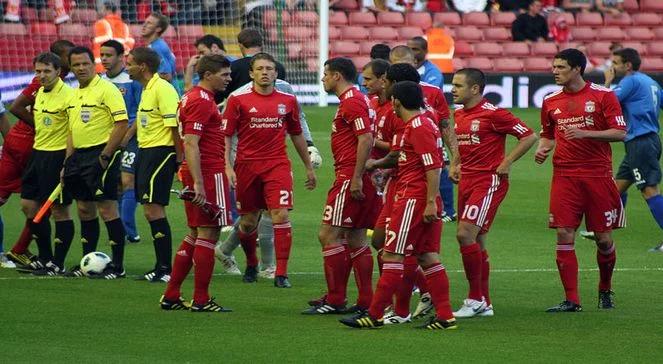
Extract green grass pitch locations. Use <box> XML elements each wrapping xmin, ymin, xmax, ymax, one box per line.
<box><xmin>1</xmin><ymin>107</ymin><xmax>662</xmax><ymax>362</ymax></box>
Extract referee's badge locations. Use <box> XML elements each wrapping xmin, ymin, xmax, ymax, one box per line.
<box><xmin>278</xmin><ymin>104</ymin><xmax>286</xmax><ymax>115</ymax></box>
<box><xmin>584</xmin><ymin>101</ymin><xmax>595</xmax><ymax>113</ymax></box>
<box><xmin>43</xmin><ymin>116</ymin><xmax>52</xmax><ymax>126</ymax></box>
<box><xmin>81</xmin><ymin>109</ymin><xmax>91</xmax><ymax>123</ymax></box>
<box><xmin>141</xmin><ymin>114</ymin><xmax>148</xmax><ymax>127</ymax></box>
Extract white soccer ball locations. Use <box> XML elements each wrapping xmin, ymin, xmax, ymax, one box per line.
<box><xmin>80</xmin><ymin>252</ymin><xmax>111</xmax><ymax>276</ymax></box>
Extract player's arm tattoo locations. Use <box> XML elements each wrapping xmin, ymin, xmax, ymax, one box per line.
<box><xmin>439</xmin><ymin>118</ymin><xmax>459</xmax><ymax>164</ymax></box>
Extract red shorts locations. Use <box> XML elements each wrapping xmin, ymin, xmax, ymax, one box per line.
<box><xmin>549</xmin><ymin>175</ymin><xmax>625</xmax><ymax>232</ymax></box>
<box><xmin>384</xmin><ymin>196</ymin><xmax>443</xmax><ymax>256</ymax></box>
<box><xmin>322</xmin><ymin>173</ymin><xmax>381</xmax><ymax>229</ymax></box>
<box><xmin>181</xmin><ymin>169</ymin><xmax>233</xmax><ymax>227</ymax></box>
<box><xmin>0</xmin><ymin>131</ymin><xmax>33</xmax><ymax>201</ymax></box>
<box><xmin>458</xmin><ymin>173</ymin><xmax>509</xmax><ymax>234</ymax></box>
<box><xmin>234</xmin><ymin>159</ymin><xmax>293</xmax><ymax>214</ymax></box>
<box><xmin>375</xmin><ymin>177</ymin><xmax>396</xmax><ymax>229</ymax></box>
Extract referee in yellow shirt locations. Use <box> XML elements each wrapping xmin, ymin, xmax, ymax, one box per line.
<box><xmin>21</xmin><ymin>52</ymin><xmax>74</xmax><ymax>276</ymax></box>
<box><xmin>63</xmin><ymin>46</ymin><xmax>128</xmax><ymax>279</ymax></box>
<box><xmin>126</xmin><ymin>47</ymin><xmax>182</xmax><ymax>283</ymax></box>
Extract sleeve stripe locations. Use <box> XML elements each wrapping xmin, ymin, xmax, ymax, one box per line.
<box><xmin>354</xmin><ymin>118</ymin><xmax>365</xmax><ymax>130</ymax></box>
<box><xmin>163</xmin><ymin>114</ymin><xmax>177</xmax><ymax>118</ymax></box>
<box><xmin>513</xmin><ymin>124</ymin><xmax>530</xmax><ymax>134</ymax></box>
<box><xmin>111</xmin><ymin>110</ymin><xmax>127</xmax><ymax>116</ymax></box>
<box><xmin>422</xmin><ymin>153</ymin><xmax>433</xmax><ymax>166</ymax></box>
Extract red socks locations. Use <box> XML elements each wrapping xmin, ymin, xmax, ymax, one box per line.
<box><xmin>350</xmin><ymin>245</ymin><xmax>374</xmax><ymax>308</ymax></box>
<box><xmin>193</xmin><ymin>238</ymin><xmax>216</xmax><ymax>304</ymax></box>
<box><xmin>481</xmin><ymin>249</ymin><xmax>491</xmax><ymax>306</ymax></box>
<box><xmin>423</xmin><ymin>263</ymin><xmax>454</xmax><ymax>321</ymax></box>
<box><xmin>273</xmin><ymin>222</ymin><xmax>292</xmax><ymax>276</ymax></box>
<box><xmin>460</xmin><ymin>243</ymin><xmax>483</xmax><ymax>301</ymax></box>
<box><xmin>394</xmin><ymin>256</ymin><xmax>418</xmax><ymax>317</ymax></box>
<box><xmin>11</xmin><ymin>219</ymin><xmax>32</xmax><ymax>254</ymax></box>
<box><xmin>597</xmin><ymin>243</ymin><xmax>616</xmax><ymax>291</ymax></box>
<box><xmin>556</xmin><ymin>243</ymin><xmax>579</xmax><ymax>304</ymax></box>
<box><xmin>322</xmin><ymin>244</ymin><xmax>350</xmax><ymax>306</ymax></box>
<box><xmin>163</xmin><ymin>235</ymin><xmax>195</xmax><ymax>300</ymax></box>
<box><xmin>239</xmin><ymin>228</ymin><xmax>258</xmax><ymax>268</ymax></box>
<box><xmin>368</xmin><ymin>262</ymin><xmax>403</xmax><ymax>319</ymax></box>
<box><xmin>414</xmin><ymin>266</ymin><xmax>429</xmax><ymax>294</ymax></box>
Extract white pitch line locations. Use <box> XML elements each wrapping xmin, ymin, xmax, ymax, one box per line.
<box><xmin>0</xmin><ymin>267</ymin><xmax>661</xmax><ymax>281</ymax></box>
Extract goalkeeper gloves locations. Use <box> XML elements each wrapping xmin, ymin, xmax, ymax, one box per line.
<box><xmin>308</xmin><ymin>145</ymin><xmax>322</xmax><ymax>169</ymax></box>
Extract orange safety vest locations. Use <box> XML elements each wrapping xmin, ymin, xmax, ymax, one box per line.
<box><xmin>93</xmin><ymin>13</ymin><xmax>135</xmax><ymax>72</ymax></box>
<box><xmin>426</xmin><ymin>28</ymin><xmax>455</xmax><ymax>73</ymax></box>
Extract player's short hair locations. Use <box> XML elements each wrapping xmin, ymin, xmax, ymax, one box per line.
<box><xmin>130</xmin><ymin>47</ymin><xmax>161</xmax><ymax>73</ymax></box>
<box><xmin>555</xmin><ymin>48</ymin><xmax>587</xmax><ymax>75</ymax></box>
<box><xmin>68</xmin><ymin>46</ymin><xmax>94</xmax><ymax>64</ymax></box>
<box><xmin>50</xmin><ymin>39</ymin><xmax>75</xmax><ymax>57</ymax></box>
<box><xmin>386</xmin><ymin>63</ymin><xmax>420</xmax><ymax>83</ymax></box>
<box><xmin>363</xmin><ymin>59</ymin><xmax>390</xmax><ymax>78</ymax></box>
<box><xmin>150</xmin><ymin>12</ymin><xmax>170</xmax><ymax>36</ymax></box>
<box><xmin>238</xmin><ymin>28</ymin><xmax>263</xmax><ymax>48</ymax></box>
<box><xmin>410</xmin><ymin>36</ymin><xmax>428</xmax><ymax>50</ymax></box>
<box><xmin>392</xmin><ymin>81</ymin><xmax>424</xmax><ymax>110</ymax></box>
<box><xmin>390</xmin><ymin>45</ymin><xmax>415</xmax><ymax>61</ymax></box>
<box><xmin>103</xmin><ymin>1</ymin><xmax>118</xmax><ymax>12</ymax></box>
<box><xmin>195</xmin><ymin>34</ymin><xmax>226</xmax><ymax>52</ymax></box>
<box><xmin>324</xmin><ymin>57</ymin><xmax>357</xmax><ymax>83</ymax></box>
<box><xmin>613</xmin><ymin>48</ymin><xmax>641</xmax><ymax>71</ymax></box>
<box><xmin>370</xmin><ymin>44</ymin><xmax>390</xmax><ymax>60</ymax></box>
<box><xmin>455</xmin><ymin>68</ymin><xmax>487</xmax><ymax>92</ymax></box>
<box><xmin>197</xmin><ymin>54</ymin><xmax>231</xmax><ymax>78</ymax></box>
<box><xmin>33</xmin><ymin>52</ymin><xmax>62</xmax><ymax>70</ymax></box>
<box><xmin>100</xmin><ymin>39</ymin><xmax>124</xmax><ymax>57</ymax></box>
<box><xmin>250</xmin><ymin>52</ymin><xmax>276</xmax><ymax>70</ymax></box>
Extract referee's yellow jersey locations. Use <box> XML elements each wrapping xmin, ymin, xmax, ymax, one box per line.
<box><xmin>33</xmin><ymin>78</ymin><xmax>74</xmax><ymax>151</ymax></box>
<box><xmin>136</xmin><ymin>73</ymin><xmax>179</xmax><ymax>148</ymax></box>
<box><xmin>69</xmin><ymin>75</ymin><xmax>128</xmax><ymax>149</ymax></box>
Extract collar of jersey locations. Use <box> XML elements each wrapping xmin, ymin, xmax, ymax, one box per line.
<box><xmin>81</xmin><ymin>74</ymin><xmax>101</xmax><ymax>89</ymax></box>
<box><xmin>146</xmin><ymin>73</ymin><xmax>160</xmax><ymax>90</ymax></box>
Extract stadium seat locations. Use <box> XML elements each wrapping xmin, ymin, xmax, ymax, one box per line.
<box><xmin>455</xmin><ymin>26</ymin><xmax>482</xmax><ymax>41</ymax></box>
<box><xmin>38</xmin><ymin>8</ymin><xmax>54</xmax><ymax>22</ymax></box>
<box><xmin>622</xmin><ymin>42</ymin><xmax>646</xmax><ymax>55</ymax></box>
<box><xmin>641</xmin><ymin>58</ymin><xmax>663</xmax><ymax>71</ymax></box>
<box><xmin>329</xmin><ymin>27</ymin><xmax>341</xmax><ymax>40</ymax></box>
<box><xmin>548</xmin><ymin>12</ymin><xmax>575</xmax><ymax>25</ymax></box>
<box><xmin>654</xmin><ymin>27</ymin><xmax>663</xmax><ymax>39</ymax></box>
<box><xmin>466</xmin><ymin>57</ymin><xmax>493</xmax><ymax>71</ymax></box>
<box><xmin>30</xmin><ymin>23</ymin><xmax>57</xmax><ymax>37</ymax></box>
<box><xmin>306</xmin><ymin>57</ymin><xmax>317</xmax><ymax>72</ymax></box>
<box><xmin>70</xmin><ymin>8</ymin><xmax>98</xmax><ymax>24</ymax></box>
<box><xmin>597</xmin><ymin>27</ymin><xmax>626</xmax><ymax>41</ymax></box>
<box><xmin>177</xmin><ymin>25</ymin><xmax>204</xmax><ymax>38</ymax></box>
<box><xmin>333</xmin><ymin>0</ymin><xmax>359</xmax><ymax>10</ymax></box>
<box><xmin>58</xmin><ymin>23</ymin><xmax>90</xmax><ymax>37</ymax></box>
<box><xmin>455</xmin><ymin>41</ymin><xmax>473</xmax><ymax>56</ymax></box>
<box><xmin>474</xmin><ymin>42</ymin><xmax>502</xmax><ymax>57</ymax></box>
<box><xmin>406</xmin><ymin>12</ymin><xmax>432</xmax><ymax>30</ymax></box>
<box><xmin>294</xmin><ymin>11</ymin><xmax>318</xmax><ymax>24</ymax></box>
<box><xmin>603</xmin><ymin>13</ymin><xmax>632</xmax><ymax>25</ymax></box>
<box><xmin>483</xmin><ymin>27</ymin><xmax>510</xmax><ymax>41</ymax></box>
<box><xmin>641</xmin><ymin>0</ymin><xmax>663</xmax><ymax>12</ymax></box>
<box><xmin>284</xmin><ymin>26</ymin><xmax>316</xmax><ymax>40</ymax></box>
<box><xmin>377</xmin><ymin>12</ymin><xmax>404</xmax><ymax>25</ymax></box>
<box><xmin>0</xmin><ymin>23</ymin><xmax>27</xmax><ymax>36</ymax></box>
<box><xmin>494</xmin><ymin>59</ymin><xmax>523</xmax><ymax>72</ymax></box>
<box><xmin>524</xmin><ymin>57</ymin><xmax>551</xmax><ymax>72</ymax></box>
<box><xmin>576</xmin><ymin>12</ymin><xmax>603</xmax><ymax>26</ymax></box>
<box><xmin>503</xmin><ymin>42</ymin><xmax>530</xmax><ymax>57</ymax></box>
<box><xmin>625</xmin><ymin>27</ymin><xmax>655</xmax><ymax>41</ymax></box>
<box><xmin>263</xmin><ymin>10</ymin><xmax>291</xmax><ymax>24</ymax></box>
<box><xmin>330</xmin><ymin>41</ymin><xmax>360</xmax><ymax>55</ymax></box>
<box><xmin>20</xmin><ymin>7</ymin><xmax>38</xmax><ymax>23</ymax></box>
<box><xmin>632</xmin><ymin>13</ymin><xmax>662</xmax><ymax>26</ymax></box>
<box><xmin>433</xmin><ymin>12</ymin><xmax>461</xmax><ymax>26</ymax></box>
<box><xmin>340</xmin><ymin>26</ymin><xmax>369</xmax><ymax>40</ymax></box>
<box><xmin>351</xmin><ymin>56</ymin><xmax>371</xmax><ymax>70</ymax></box>
<box><xmin>452</xmin><ymin>58</ymin><xmax>466</xmax><ymax>70</ymax></box>
<box><xmin>462</xmin><ymin>12</ymin><xmax>490</xmax><ymax>27</ymax></box>
<box><xmin>398</xmin><ymin>26</ymin><xmax>424</xmax><ymax>40</ymax></box>
<box><xmin>531</xmin><ymin>42</ymin><xmax>558</xmax><ymax>56</ymax></box>
<box><xmin>370</xmin><ymin>27</ymin><xmax>399</xmax><ymax>41</ymax></box>
<box><xmin>359</xmin><ymin>41</ymin><xmax>374</xmax><ymax>55</ymax></box>
<box><xmin>348</xmin><ymin>12</ymin><xmax>376</xmax><ymax>25</ymax></box>
<box><xmin>622</xmin><ymin>0</ymin><xmax>639</xmax><ymax>12</ymax></box>
<box><xmin>646</xmin><ymin>42</ymin><xmax>663</xmax><ymax>56</ymax></box>
<box><xmin>329</xmin><ymin>11</ymin><xmax>348</xmax><ymax>25</ymax></box>
<box><xmin>587</xmin><ymin>42</ymin><xmax>613</xmax><ymax>57</ymax></box>
<box><xmin>288</xmin><ymin>42</ymin><xmax>318</xmax><ymax>59</ymax></box>
<box><xmin>570</xmin><ymin>27</ymin><xmax>595</xmax><ymax>41</ymax></box>
<box><xmin>491</xmin><ymin>11</ymin><xmax>516</xmax><ymax>26</ymax></box>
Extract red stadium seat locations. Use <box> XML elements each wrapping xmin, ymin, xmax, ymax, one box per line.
<box><xmin>398</xmin><ymin>26</ymin><xmax>424</xmax><ymax>40</ymax></box>
<box><xmin>284</xmin><ymin>26</ymin><xmax>316</xmax><ymax>40</ymax></box>
<box><xmin>531</xmin><ymin>42</ymin><xmax>558</xmax><ymax>56</ymax></box>
<box><xmin>70</xmin><ymin>9</ymin><xmax>97</xmax><ymax>24</ymax></box>
<box><xmin>329</xmin><ymin>27</ymin><xmax>341</xmax><ymax>40</ymax></box>
<box><xmin>433</xmin><ymin>12</ymin><xmax>461</xmax><ymax>26</ymax></box>
<box><xmin>576</xmin><ymin>12</ymin><xmax>603</xmax><ymax>26</ymax></box>
<box><xmin>0</xmin><ymin>23</ymin><xmax>27</xmax><ymax>35</ymax></box>
<box><xmin>406</xmin><ymin>12</ymin><xmax>432</xmax><ymax>30</ymax></box>
<box><xmin>503</xmin><ymin>42</ymin><xmax>530</xmax><ymax>57</ymax></box>
<box><xmin>625</xmin><ymin>27</ymin><xmax>655</xmax><ymax>40</ymax></box>
<box><xmin>494</xmin><ymin>59</ymin><xmax>523</xmax><ymax>72</ymax></box>
<box><xmin>58</xmin><ymin>23</ymin><xmax>90</xmax><ymax>37</ymax></box>
<box><xmin>641</xmin><ymin>0</ymin><xmax>663</xmax><ymax>12</ymax></box>
<box><xmin>348</xmin><ymin>12</ymin><xmax>376</xmax><ymax>25</ymax></box>
<box><xmin>571</xmin><ymin>27</ymin><xmax>595</xmax><ymax>41</ymax></box>
<box><xmin>622</xmin><ymin>0</ymin><xmax>639</xmax><ymax>12</ymax></box>
<box><xmin>632</xmin><ymin>13</ymin><xmax>662</xmax><ymax>25</ymax></box>
<box><xmin>491</xmin><ymin>11</ymin><xmax>516</xmax><ymax>26</ymax></box>
<box><xmin>474</xmin><ymin>42</ymin><xmax>501</xmax><ymax>57</ymax></box>
<box><xmin>524</xmin><ymin>57</ymin><xmax>551</xmax><ymax>72</ymax></box>
<box><xmin>329</xmin><ymin>11</ymin><xmax>348</xmax><ymax>25</ymax></box>
<box><xmin>306</xmin><ymin>57</ymin><xmax>318</xmax><ymax>72</ymax></box>
<box><xmin>641</xmin><ymin>58</ymin><xmax>663</xmax><ymax>71</ymax></box>
<box><xmin>330</xmin><ymin>41</ymin><xmax>360</xmax><ymax>56</ymax></box>
<box><xmin>333</xmin><ymin>0</ymin><xmax>359</xmax><ymax>10</ymax></box>
<box><xmin>370</xmin><ymin>26</ymin><xmax>399</xmax><ymax>41</ymax></box>
<box><xmin>452</xmin><ymin>58</ymin><xmax>466</xmax><ymax>70</ymax></box>
<box><xmin>31</xmin><ymin>23</ymin><xmax>57</xmax><ymax>36</ymax></box>
<box><xmin>654</xmin><ymin>27</ymin><xmax>663</xmax><ymax>39</ymax></box>
<box><xmin>351</xmin><ymin>56</ymin><xmax>371</xmax><ymax>70</ymax></box>
<box><xmin>622</xmin><ymin>42</ymin><xmax>646</xmax><ymax>55</ymax></box>
<box><xmin>177</xmin><ymin>25</ymin><xmax>204</xmax><ymax>38</ymax></box>
<box><xmin>466</xmin><ymin>57</ymin><xmax>493</xmax><ymax>71</ymax></box>
<box><xmin>359</xmin><ymin>41</ymin><xmax>374</xmax><ymax>55</ymax></box>
<box><xmin>20</xmin><ymin>7</ymin><xmax>38</xmax><ymax>23</ymax></box>
<box><xmin>463</xmin><ymin>11</ymin><xmax>490</xmax><ymax>26</ymax></box>
<box><xmin>455</xmin><ymin>26</ymin><xmax>482</xmax><ymax>41</ymax></box>
<box><xmin>646</xmin><ymin>42</ymin><xmax>663</xmax><ymax>56</ymax></box>
<box><xmin>482</xmin><ymin>27</ymin><xmax>510</xmax><ymax>41</ymax></box>
<box><xmin>263</xmin><ymin>10</ymin><xmax>291</xmax><ymax>24</ymax></box>
<box><xmin>587</xmin><ymin>42</ymin><xmax>613</xmax><ymax>57</ymax></box>
<box><xmin>377</xmin><ymin>12</ymin><xmax>404</xmax><ymax>25</ymax></box>
<box><xmin>288</xmin><ymin>42</ymin><xmax>318</xmax><ymax>59</ymax></box>
<box><xmin>548</xmin><ymin>12</ymin><xmax>575</xmax><ymax>26</ymax></box>
<box><xmin>603</xmin><ymin>13</ymin><xmax>632</xmax><ymax>25</ymax></box>
<box><xmin>341</xmin><ymin>26</ymin><xmax>369</xmax><ymax>40</ymax></box>
<box><xmin>596</xmin><ymin>27</ymin><xmax>626</xmax><ymax>41</ymax></box>
<box><xmin>294</xmin><ymin>11</ymin><xmax>318</xmax><ymax>24</ymax></box>
<box><xmin>454</xmin><ymin>41</ymin><xmax>473</xmax><ymax>56</ymax></box>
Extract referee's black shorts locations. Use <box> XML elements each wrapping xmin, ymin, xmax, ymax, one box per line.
<box><xmin>63</xmin><ymin>144</ymin><xmax>121</xmax><ymax>201</ymax></box>
<box><xmin>21</xmin><ymin>149</ymin><xmax>72</xmax><ymax>205</ymax></box>
<box><xmin>135</xmin><ymin>146</ymin><xmax>176</xmax><ymax>206</ymax></box>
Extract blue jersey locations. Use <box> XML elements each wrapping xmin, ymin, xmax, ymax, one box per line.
<box><xmin>102</xmin><ymin>69</ymin><xmax>142</xmax><ymax>126</ymax></box>
<box><xmin>418</xmin><ymin>60</ymin><xmax>444</xmax><ymax>89</ymax></box>
<box><xmin>149</xmin><ymin>38</ymin><xmax>177</xmax><ymax>79</ymax></box>
<box><xmin>614</xmin><ymin>72</ymin><xmax>662</xmax><ymax>141</ymax></box>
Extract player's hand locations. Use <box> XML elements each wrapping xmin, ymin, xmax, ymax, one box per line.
<box><xmin>564</xmin><ymin>127</ymin><xmax>589</xmax><ymax>140</ymax></box>
<box><xmin>192</xmin><ymin>180</ymin><xmax>206</xmax><ymax>206</ymax></box>
<box><xmin>448</xmin><ymin>162</ymin><xmax>461</xmax><ymax>184</ymax></box>
<box><xmin>350</xmin><ymin>176</ymin><xmax>365</xmax><ymax>200</ymax></box>
<box><xmin>496</xmin><ymin>159</ymin><xmax>512</xmax><ymax>178</ymax></box>
<box><xmin>305</xmin><ymin>168</ymin><xmax>317</xmax><ymax>190</ymax></box>
<box><xmin>365</xmin><ymin>159</ymin><xmax>378</xmax><ymax>171</ymax></box>
<box><xmin>423</xmin><ymin>201</ymin><xmax>440</xmax><ymax>223</ymax></box>
<box><xmin>604</xmin><ymin>66</ymin><xmax>615</xmax><ymax>86</ymax></box>
<box><xmin>534</xmin><ymin>146</ymin><xmax>551</xmax><ymax>164</ymax></box>
<box><xmin>187</xmin><ymin>55</ymin><xmax>201</xmax><ymax>69</ymax></box>
<box><xmin>308</xmin><ymin>146</ymin><xmax>322</xmax><ymax>169</ymax></box>
<box><xmin>98</xmin><ymin>156</ymin><xmax>109</xmax><ymax>170</ymax></box>
<box><xmin>226</xmin><ymin>166</ymin><xmax>237</xmax><ymax>188</ymax></box>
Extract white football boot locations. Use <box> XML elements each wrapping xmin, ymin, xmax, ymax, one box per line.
<box><xmin>453</xmin><ymin>298</ymin><xmax>488</xmax><ymax>318</ymax></box>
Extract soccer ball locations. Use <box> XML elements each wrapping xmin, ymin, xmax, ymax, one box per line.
<box><xmin>80</xmin><ymin>252</ymin><xmax>111</xmax><ymax>276</ymax></box>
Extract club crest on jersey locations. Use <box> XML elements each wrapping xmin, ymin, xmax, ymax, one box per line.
<box><xmin>470</xmin><ymin>119</ymin><xmax>480</xmax><ymax>132</ymax></box>
<box><xmin>584</xmin><ymin>101</ymin><xmax>595</xmax><ymax>113</ymax></box>
<box><xmin>80</xmin><ymin>109</ymin><xmax>91</xmax><ymax>123</ymax></box>
<box><xmin>278</xmin><ymin>104</ymin><xmax>286</xmax><ymax>115</ymax></box>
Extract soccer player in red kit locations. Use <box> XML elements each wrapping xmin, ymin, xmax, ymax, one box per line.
<box><xmin>450</xmin><ymin>68</ymin><xmax>537</xmax><ymax>318</ymax></box>
<box><xmin>341</xmin><ymin>80</ymin><xmax>456</xmax><ymax>330</ymax></box>
<box><xmin>303</xmin><ymin>57</ymin><xmax>379</xmax><ymax>315</ymax></box>
<box><xmin>535</xmin><ymin>49</ymin><xmax>626</xmax><ymax>312</ymax></box>
<box><xmin>223</xmin><ymin>52</ymin><xmax>316</xmax><ymax>288</ymax></box>
<box><xmin>161</xmin><ymin>55</ymin><xmax>234</xmax><ymax>312</ymax></box>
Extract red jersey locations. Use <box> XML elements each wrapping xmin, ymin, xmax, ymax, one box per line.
<box><xmin>331</xmin><ymin>87</ymin><xmax>375</xmax><ymax>177</ymax></box>
<box><xmin>179</xmin><ymin>86</ymin><xmax>225</xmax><ymax>171</ymax></box>
<box><xmin>540</xmin><ymin>83</ymin><xmax>625</xmax><ymax>177</ymax></box>
<box><xmin>371</xmin><ymin>96</ymin><xmax>405</xmax><ymax>159</ymax></box>
<box><xmin>396</xmin><ymin>114</ymin><xmax>444</xmax><ymax>198</ymax></box>
<box><xmin>11</xmin><ymin>77</ymin><xmax>40</xmax><ymax>137</ymax></box>
<box><xmin>222</xmin><ymin>87</ymin><xmax>301</xmax><ymax>162</ymax></box>
<box><xmin>455</xmin><ymin>99</ymin><xmax>534</xmax><ymax>176</ymax></box>
<box><xmin>421</xmin><ymin>81</ymin><xmax>450</xmax><ymax>123</ymax></box>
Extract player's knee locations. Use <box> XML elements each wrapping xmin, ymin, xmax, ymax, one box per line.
<box><xmin>371</xmin><ymin>229</ymin><xmax>385</xmax><ymax>251</ymax></box>
<box><xmin>143</xmin><ymin>204</ymin><xmax>165</xmax><ymax>221</ymax></box>
<box><xmin>238</xmin><ymin>218</ymin><xmax>257</xmax><ymax>233</ymax></box>
<box><xmin>556</xmin><ymin>228</ymin><xmax>575</xmax><ymax>244</ymax></box>
<box><xmin>121</xmin><ymin>175</ymin><xmax>135</xmax><ymax>191</ymax></box>
<box><xmin>594</xmin><ymin>233</ymin><xmax>613</xmax><ymax>248</ymax></box>
<box><xmin>270</xmin><ymin>208</ymin><xmax>289</xmax><ymax>224</ymax></box>
<box><xmin>642</xmin><ymin>186</ymin><xmax>659</xmax><ymax>199</ymax></box>
<box><xmin>382</xmin><ymin>251</ymin><xmax>404</xmax><ymax>263</ymax></box>
<box><xmin>317</xmin><ymin>226</ymin><xmax>335</xmax><ymax>246</ymax></box>
<box><xmin>77</xmin><ymin>202</ymin><xmax>97</xmax><ymax>220</ymax></box>
<box><xmin>456</xmin><ymin>228</ymin><xmax>474</xmax><ymax>245</ymax></box>
<box><xmin>417</xmin><ymin>253</ymin><xmax>439</xmax><ymax>267</ymax></box>
<box><xmin>51</xmin><ymin>205</ymin><xmax>70</xmax><ymax>221</ymax></box>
